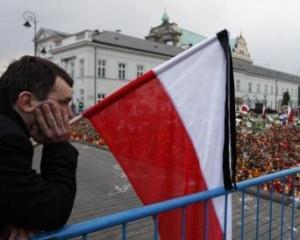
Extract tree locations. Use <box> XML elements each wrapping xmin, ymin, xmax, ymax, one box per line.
<box><xmin>281</xmin><ymin>91</ymin><xmax>290</xmax><ymax>106</ymax></box>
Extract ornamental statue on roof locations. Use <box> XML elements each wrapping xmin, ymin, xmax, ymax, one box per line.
<box><xmin>145</xmin><ymin>11</ymin><xmax>182</xmax><ymax>47</ymax></box>
<box><xmin>146</xmin><ymin>12</ymin><xmax>253</xmax><ymax>64</ymax></box>
<box><xmin>230</xmin><ymin>32</ymin><xmax>253</xmax><ymax>64</ymax></box>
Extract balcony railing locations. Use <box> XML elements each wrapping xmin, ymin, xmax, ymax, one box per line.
<box><xmin>33</xmin><ymin>167</ymin><xmax>300</xmax><ymax>240</ymax></box>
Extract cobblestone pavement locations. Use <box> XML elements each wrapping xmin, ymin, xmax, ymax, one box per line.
<box><xmin>33</xmin><ymin>143</ymin><xmax>300</xmax><ymax>239</ymax></box>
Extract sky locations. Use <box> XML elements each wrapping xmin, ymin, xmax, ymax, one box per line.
<box><xmin>1</xmin><ymin>0</ymin><xmax>300</xmax><ymax>75</ymax></box>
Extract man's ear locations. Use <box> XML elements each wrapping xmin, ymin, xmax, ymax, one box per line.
<box><xmin>15</xmin><ymin>91</ymin><xmax>38</xmax><ymax>113</ymax></box>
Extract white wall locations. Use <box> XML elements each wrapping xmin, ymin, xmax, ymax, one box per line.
<box><xmin>52</xmin><ymin>44</ymin><xmax>168</xmax><ymax>108</ymax></box>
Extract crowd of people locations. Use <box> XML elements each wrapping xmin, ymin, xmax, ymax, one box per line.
<box><xmin>236</xmin><ymin>114</ymin><xmax>300</xmax><ymax>195</ymax></box>
<box><xmin>70</xmin><ymin>112</ymin><xmax>300</xmax><ymax>196</ymax></box>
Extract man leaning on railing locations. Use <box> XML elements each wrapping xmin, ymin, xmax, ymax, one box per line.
<box><xmin>0</xmin><ymin>56</ymin><xmax>78</xmax><ymax>239</ymax></box>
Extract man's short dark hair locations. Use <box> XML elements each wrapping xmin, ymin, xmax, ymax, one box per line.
<box><xmin>0</xmin><ymin>56</ymin><xmax>73</xmax><ymax>104</ymax></box>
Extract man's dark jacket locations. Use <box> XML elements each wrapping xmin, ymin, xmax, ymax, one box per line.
<box><xmin>0</xmin><ymin>97</ymin><xmax>78</xmax><ymax>231</ymax></box>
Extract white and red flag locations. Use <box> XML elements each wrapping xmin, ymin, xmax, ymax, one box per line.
<box><xmin>240</xmin><ymin>104</ymin><xmax>249</xmax><ymax>114</ymax></box>
<box><xmin>83</xmin><ymin>30</ymin><xmax>236</xmax><ymax>240</ymax></box>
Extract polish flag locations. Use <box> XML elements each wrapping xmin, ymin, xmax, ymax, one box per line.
<box><xmin>83</xmin><ymin>30</ymin><xmax>236</xmax><ymax>240</ymax></box>
<box><xmin>240</xmin><ymin>104</ymin><xmax>249</xmax><ymax>114</ymax></box>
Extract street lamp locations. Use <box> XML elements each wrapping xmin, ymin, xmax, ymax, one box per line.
<box><xmin>40</xmin><ymin>47</ymin><xmax>47</xmax><ymax>55</ymax></box>
<box><xmin>22</xmin><ymin>11</ymin><xmax>37</xmax><ymax>56</ymax></box>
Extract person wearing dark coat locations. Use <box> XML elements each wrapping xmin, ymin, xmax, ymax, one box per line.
<box><xmin>0</xmin><ymin>56</ymin><xmax>78</xmax><ymax>239</ymax></box>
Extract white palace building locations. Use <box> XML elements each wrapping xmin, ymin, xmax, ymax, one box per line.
<box><xmin>35</xmin><ymin>13</ymin><xmax>300</xmax><ymax>111</ymax></box>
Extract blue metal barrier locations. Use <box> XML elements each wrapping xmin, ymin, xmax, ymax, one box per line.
<box><xmin>33</xmin><ymin>167</ymin><xmax>300</xmax><ymax>240</ymax></box>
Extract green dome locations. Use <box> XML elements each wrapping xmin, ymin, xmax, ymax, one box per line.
<box><xmin>162</xmin><ymin>11</ymin><xmax>169</xmax><ymax>23</ymax></box>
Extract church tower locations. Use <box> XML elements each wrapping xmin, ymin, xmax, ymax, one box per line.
<box><xmin>145</xmin><ymin>11</ymin><xmax>182</xmax><ymax>47</ymax></box>
<box><xmin>231</xmin><ymin>33</ymin><xmax>253</xmax><ymax>63</ymax></box>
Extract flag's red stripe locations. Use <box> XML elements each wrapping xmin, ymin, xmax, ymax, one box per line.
<box><xmin>83</xmin><ymin>71</ymin><xmax>155</xmax><ymax>118</ymax></box>
<box><xmin>87</xmin><ymin>70</ymin><xmax>223</xmax><ymax>239</ymax></box>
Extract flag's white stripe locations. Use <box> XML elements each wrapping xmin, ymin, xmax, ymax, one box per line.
<box><xmin>155</xmin><ymin>36</ymin><xmax>217</xmax><ymax>76</ymax></box>
<box><xmin>154</xmin><ymin>36</ymin><xmax>231</xmax><ymax>237</ymax></box>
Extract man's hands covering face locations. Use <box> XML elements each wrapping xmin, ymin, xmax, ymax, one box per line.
<box><xmin>30</xmin><ymin>100</ymin><xmax>71</xmax><ymax>144</ymax></box>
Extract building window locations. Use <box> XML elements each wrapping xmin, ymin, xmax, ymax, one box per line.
<box><xmin>264</xmin><ymin>85</ymin><xmax>268</xmax><ymax>95</ymax></box>
<box><xmin>276</xmin><ymin>86</ymin><xmax>278</xmax><ymax>94</ymax></box>
<box><xmin>282</xmin><ymin>87</ymin><xmax>284</xmax><ymax>95</ymax></box>
<box><xmin>236</xmin><ymin>80</ymin><xmax>240</xmax><ymax>91</ymax></box>
<box><xmin>61</xmin><ymin>57</ymin><xmax>75</xmax><ymax>78</ymax></box>
<box><xmin>69</xmin><ymin>60</ymin><xmax>75</xmax><ymax>79</ymax></box>
<box><xmin>257</xmin><ymin>84</ymin><xmax>260</xmax><ymax>93</ymax></box>
<box><xmin>97</xmin><ymin>60</ymin><xmax>106</xmax><ymax>78</ymax></box>
<box><xmin>79</xmin><ymin>89</ymin><xmax>85</xmax><ymax>101</ymax></box>
<box><xmin>136</xmin><ymin>65</ymin><xmax>144</xmax><ymax>77</ymax></box>
<box><xmin>118</xmin><ymin>63</ymin><xmax>126</xmax><ymax>79</ymax></box>
<box><xmin>79</xmin><ymin>59</ymin><xmax>85</xmax><ymax>77</ymax></box>
<box><xmin>248</xmin><ymin>83</ymin><xmax>252</xmax><ymax>93</ymax></box>
<box><xmin>271</xmin><ymin>85</ymin><xmax>274</xmax><ymax>95</ymax></box>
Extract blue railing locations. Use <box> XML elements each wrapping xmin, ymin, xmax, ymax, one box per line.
<box><xmin>33</xmin><ymin>167</ymin><xmax>300</xmax><ymax>240</ymax></box>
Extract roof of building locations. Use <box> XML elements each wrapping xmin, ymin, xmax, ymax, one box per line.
<box><xmin>230</xmin><ymin>38</ymin><xmax>237</xmax><ymax>51</ymax></box>
<box><xmin>178</xmin><ymin>28</ymin><xmax>206</xmax><ymax>47</ymax></box>
<box><xmin>93</xmin><ymin>31</ymin><xmax>300</xmax><ymax>82</ymax></box>
<box><xmin>42</xmin><ymin>26</ymin><xmax>300</xmax><ymax>83</ymax></box>
<box><xmin>233</xmin><ymin>59</ymin><xmax>300</xmax><ymax>83</ymax></box>
<box><xmin>38</xmin><ymin>28</ymin><xmax>71</xmax><ymax>37</ymax></box>
<box><xmin>92</xmin><ymin>30</ymin><xmax>183</xmax><ymax>57</ymax></box>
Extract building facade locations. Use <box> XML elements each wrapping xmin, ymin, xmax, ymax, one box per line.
<box><xmin>35</xmin><ymin>14</ymin><xmax>300</xmax><ymax>111</ymax></box>
<box><xmin>36</xmin><ymin>28</ymin><xmax>181</xmax><ymax>107</ymax></box>
<box><xmin>233</xmin><ymin>60</ymin><xmax>299</xmax><ymax>110</ymax></box>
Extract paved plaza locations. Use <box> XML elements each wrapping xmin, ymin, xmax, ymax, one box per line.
<box><xmin>33</xmin><ymin>143</ymin><xmax>300</xmax><ymax>239</ymax></box>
